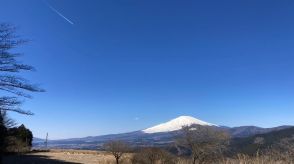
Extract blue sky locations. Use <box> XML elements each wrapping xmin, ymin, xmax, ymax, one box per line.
<box><xmin>1</xmin><ymin>0</ymin><xmax>294</xmax><ymax>139</ymax></box>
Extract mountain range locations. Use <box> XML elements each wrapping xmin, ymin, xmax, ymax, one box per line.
<box><xmin>33</xmin><ymin>116</ymin><xmax>292</xmax><ymax>150</ymax></box>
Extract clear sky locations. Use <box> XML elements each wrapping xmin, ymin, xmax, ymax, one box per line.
<box><xmin>1</xmin><ymin>0</ymin><xmax>294</xmax><ymax>139</ymax></box>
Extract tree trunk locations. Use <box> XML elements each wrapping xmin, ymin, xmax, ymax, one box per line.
<box><xmin>192</xmin><ymin>156</ymin><xmax>197</xmax><ymax>164</ymax></box>
<box><xmin>116</xmin><ymin>157</ymin><xmax>119</xmax><ymax>164</ymax></box>
<box><xmin>0</xmin><ymin>111</ymin><xmax>6</xmax><ymax>164</ymax></box>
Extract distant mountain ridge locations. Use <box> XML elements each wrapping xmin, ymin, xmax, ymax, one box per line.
<box><xmin>227</xmin><ymin>125</ymin><xmax>292</xmax><ymax>138</ymax></box>
<box><xmin>33</xmin><ymin>116</ymin><xmax>292</xmax><ymax>150</ymax></box>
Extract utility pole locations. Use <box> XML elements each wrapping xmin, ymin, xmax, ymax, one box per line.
<box><xmin>44</xmin><ymin>133</ymin><xmax>48</xmax><ymax>150</ymax></box>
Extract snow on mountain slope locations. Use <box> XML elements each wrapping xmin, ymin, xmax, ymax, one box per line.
<box><xmin>143</xmin><ymin>116</ymin><xmax>217</xmax><ymax>133</ymax></box>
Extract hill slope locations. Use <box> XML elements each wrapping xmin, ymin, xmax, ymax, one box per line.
<box><xmin>231</xmin><ymin>127</ymin><xmax>294</xmax><ymax>155</ymax></box>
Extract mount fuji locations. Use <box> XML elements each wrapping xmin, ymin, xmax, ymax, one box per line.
<box><xmin>33</xmin><ymin>116</ymin><xmax>292</xmax><ymax>150</ymax></box>
<box><xmin>143</xmin><ymin>116</ymin><xmax>216</xmax><ymax>133</ymax></box>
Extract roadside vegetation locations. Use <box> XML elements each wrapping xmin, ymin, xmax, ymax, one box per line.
<box><xmin>103</xmin><ymin>125</ymin><xmax>294</xmax><ymax>164</ymax></box>
<box><xmin>0</xmin><ymin>23</ymin><xmax>43</xmax><ymax>163</ymax></box>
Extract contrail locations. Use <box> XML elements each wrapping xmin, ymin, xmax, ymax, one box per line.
<box><xmin>43</xmin><ymin>0</ymin><xmax>74</xmax><ymax>25</ymax></box>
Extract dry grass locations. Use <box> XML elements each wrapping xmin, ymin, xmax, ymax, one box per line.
<box><xmin>176</xmin><ymin>152</ymin><xmax>294</xmax><ymax>164</ymax></box>
<box><xmin>24</xmin><ymin>149</ymin><xmax>133</xmax><ymax>164</ymax></box>
<box><xmin>4</xmin><ymin>149</ymin><xmax>294</xmax><ymax>164</ymax></box>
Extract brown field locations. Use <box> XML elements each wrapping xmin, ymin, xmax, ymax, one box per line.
<box><xmin>3</xmin><ymin>149</ymin><xmax>293</xmax><ymax>164</ymax></box>
<box><xmin>3</xmin><ymin>149</ymin><xmax>132</xmax><ymax>164</ymax></box>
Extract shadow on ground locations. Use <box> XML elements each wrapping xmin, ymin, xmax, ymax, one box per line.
<box><xmin>3</xmin><ymin>154</ymin><xmax>81</xmax><ymax>164</ymax></box>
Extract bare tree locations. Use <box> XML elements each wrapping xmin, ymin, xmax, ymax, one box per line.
<box><xmin>176</xmin><ymin>124</ymin><xmax>230</xmax><ymax>164</ymax></box>
<box><xmin>0</xmin><ymin>23</ymin><xmax>44</xmax><ymax>164</ymax></box>
<box><xmin>253</xmin><ymin>137</ymin><xmax>265</xmax><ymax>155</ymax></box>
<box><xmin>272</xmin><ymin>135</ymin><xmax>294</xmax><ymax>161</ymax></box>
<box><xmin>0</xmin><ymin>111</ymin><xmax>17</xmax><ymax>128</ymax></box>
<box><xmin>0</xmin><ymin>23</ymin><xmax>44</xmax><ymax>115</ymax></box>
<box><xmin>103</xmin><ymin>140</ymin><xmax>129</xmax><ymax>164</ymax></box>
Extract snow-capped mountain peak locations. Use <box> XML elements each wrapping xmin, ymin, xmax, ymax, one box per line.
<box><xmin>142</xmin><ymin>116</ymin><xmax>217</xmax><ymax>134</ymax></box>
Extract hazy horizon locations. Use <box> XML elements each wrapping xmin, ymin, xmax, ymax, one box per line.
<box><xmin>1</xmin><ymin>0</ymin><xmax>294</xmax><ymax>139</ymax></box>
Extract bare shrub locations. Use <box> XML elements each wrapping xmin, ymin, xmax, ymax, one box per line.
<box><xmin>132</xmin><ymin>147</ymin><xmax>177</xmax><ymax>164</ymax></box>
<box><xmin>103</xmin><ymin>140</ymin><xmax>130</xmax><ymax>164</ymax></box>
<box><xmin>176</xmin><ymin>125</ymin><xmax>230</xmax><ymax>164</ymax></box>
<box><xmin>175</xmin><ymin>151</ymin><xmax>294</xmax><ymax>164</ymax></box>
